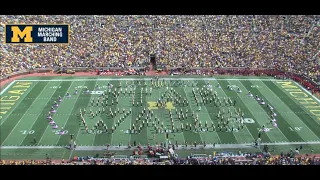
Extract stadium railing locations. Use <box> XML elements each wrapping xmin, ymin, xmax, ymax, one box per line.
<box><xmin>1</xmin><ymin>67</ymin><xmax>319</xmax><ymax>93</ymax></box>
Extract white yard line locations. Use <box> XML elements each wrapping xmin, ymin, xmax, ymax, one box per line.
<box><xmin>1</xmin><ymin>82</ymin><xmax>51</xmax><ymax>146</ymax></box>
<box><xmin>225</xmin><ymin>80</ymin><xmax>258</xmax><ymax>143</ymax></box>
<box><xmin>0</xmin><ymin>80</ymin><xmax>16</xmax><ymax>95</ymax></box>
<box><xmin>15</xmin><ymin>78</ymin><xmax>284</xmax><ymax>82</ymax></box>
<box><xmin>128</xmin><ymin>87</ymin><xmax>135</xmax><ymax>146</ymax></box>
<box><xmin>235</xmin><ymin>80</ymin><xmax>288</xmax><ymax>142</ymax></box>
<box><xmin>1</xmin><ymin>146</ymin><xmax>65</xmax><ymax>149</ymax></box>
<box><xmin>216</xmin><ymin>80</ymin><xmax>254</xmax><ymax>144</ymax></box>
<box><xmin>225</xmin><ymin>80</ymin><xmax>263</xmax><ymax>153</ymax></box>
<box><xmin>68</xmin><ymin>81</ymin><xmax>97</xmax><ymax>159</ymax></box>
<box><xmin>67</xmin><ymin>86</ymin><xmax>89</xmax><ymax>159</ymax></box>
<box><xmin>211</xmin><ymin>80</ymin><xmax>241</xmax><ymax>142</ymax></box>
<box><xmin>38</xmin><ymin>81</ymin><xmax>76</xmax><ymax>145</ymax></box>
<box><xmin>107</xmin><ymin>83</ymin><xmax>118</xmax><ymax>147</ymax></box>
<box><xmin>156</xmin><ymin>85</ymin><xmax>182</xmax><ymax>145</ymax></box>
<box><xmin>182</xmin><ymin>86</ymin><xmax>204</xmax><ymax>144</ymax></box>
<box><xmin>144</xmin><ymin>81</ymin><xmax>151</xmax><ymax>146</ymax></box>
<box><xmin>54</xmin><ymin>81</ymin><xmax>83</xmax><ymax>146</ymax></box>
<box><xmin>0</xmin><ymin>82</ymin><xmax>38</xmax><ymax>126</ymax></box>
<box><xmin>90</xmin><ymin>81</ymin><xmax>112</xmax><ymax>146</ymax></box>
<box><xmin>156</xmin><ymin>86</ymin><xmax>165</xmax><ymax>144</ymax></box>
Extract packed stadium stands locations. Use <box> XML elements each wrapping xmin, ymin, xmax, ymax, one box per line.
<box><xmin>1</xmin><ymin>15</ymin><xmax>320</xmax><ymax>82</ymax></box>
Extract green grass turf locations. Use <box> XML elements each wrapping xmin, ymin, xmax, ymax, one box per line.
<box><xmin>1</xmin><ymin>76</ymin><xmax>320</xmax><ymax>159</ymax></box>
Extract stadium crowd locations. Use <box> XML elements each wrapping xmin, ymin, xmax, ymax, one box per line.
<box><xmin>1</xmin><ymin>154</ymin><xmax>320</xmax><ymax>165</ymax></box>
<box><xmin>1</xmin><ymin>15</ymin><xmax>320</xmax><ymax>83</ymax></box>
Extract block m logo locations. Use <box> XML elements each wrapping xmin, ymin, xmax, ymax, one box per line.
<box><xmin>11</xmin><ymin>26</ymin><xmax>33</xmax><ymax>42</ymax></box>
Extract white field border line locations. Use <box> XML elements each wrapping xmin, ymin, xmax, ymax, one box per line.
<box><xmin>235</xmin><ymin>80</ymin><xmax>288</xmax><ymax>142</ymax></box>
<box><xmin>17</xmin><ymin>95</ymin><xmax>307</xmax><ymax>100</ymax></box>
<box><xmin>270</xmin><ymin>81</ymin><xmax>320</xmax><ymax>139</ymax></box>
<box><xmin>0</xmin><ymin>80</ymin><xmax>16</xmax><ymax>95</ymax></box>
<box><xmin>0</xmin><ymin>82</ymin><xmax>39</xmax><ymax>126</ymax></box>
<box><xmin>55</xmin><ymin>81</ymin><xmax>83</xmax><ymax>147</ymax></box>
<box><xmin>1</xmin><ymin>81</ymin><xmax>52</xmax><ymax>146</ymax></box>
<box><xmin>68</xmin><ymin>81</ymin><xmax>91</xmax><ymax>160</ymax></box>
<box><xmin>2</xmin><ymin>141</ymin><xmax>320</xmax><ymax>149</ymax></box>
<box><xmin>225</xmin><ymin>80</ymin><xmax>259</xmax><ymax>147</ymax></box>
<box><xmin>294</xmin><ymin>81</ymin><xmax>320</xmax><ymax>104</ymax></box>
<box><xmin>38</xmin><ymin>81</ymin><xmax>77</xmax><ymax>145</ymax></box>
<box><xmin>15</xmin><ymin>78</ymin><xmax>285</xmax><ymax>82</ymax></box>
<box><xmin>182</xmin><ymin>86</ymin><xmax>204</xmax><ymax>144</ymax></box>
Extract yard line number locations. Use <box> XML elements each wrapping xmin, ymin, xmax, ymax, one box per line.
<box><xmin>53</xmin><ymin>130</ymin><xmax>69</xmax><ymax>135</ymax></box>
<box><xmin>228</xmin><ymin>118</ymin><xmax>255</xmax><ymax>124</ymax></box>
<box><xmin>87</xmin><ymin>130</ymin><xmax>103</xmax><ymax>134</ymax></box>
<box><xmin>90</xmin><ymin>91</ymin><xmax>104</xmax><ymax>95</ymax></box>
<box><xmin>20</xmin><ymin>130</ymin><xmax>35</xmax><ymax>134</ymax></box>
<box><xmin>251</xmin><ymin>85</ymin><xmax>260</xmax><ymax>88</ymax></box>
<box><xmin>288</xmin><ymin>127</ymin><xmax>302</xmax><ymax>131</ymax></box>
<box><xmin>243</xmin><ymin>118</ymin><xmax>255</xmax><ymax>123</ymax></box>
<box><xmin>50</xmin><ymin>86</ymin><xmax>61</xmax><ymax>89</ymax></box>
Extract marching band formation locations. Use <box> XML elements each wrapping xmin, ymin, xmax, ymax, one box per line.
<box><xmin>45</xmin><ymin>78</ymin><xmax>278</xmax><ymax>144</ymax></box>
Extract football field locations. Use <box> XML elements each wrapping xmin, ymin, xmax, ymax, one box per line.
<box><xmin>1</xmin><ymin>76</ymin><xmax>320</xmax><ymax>159</ymax></box>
